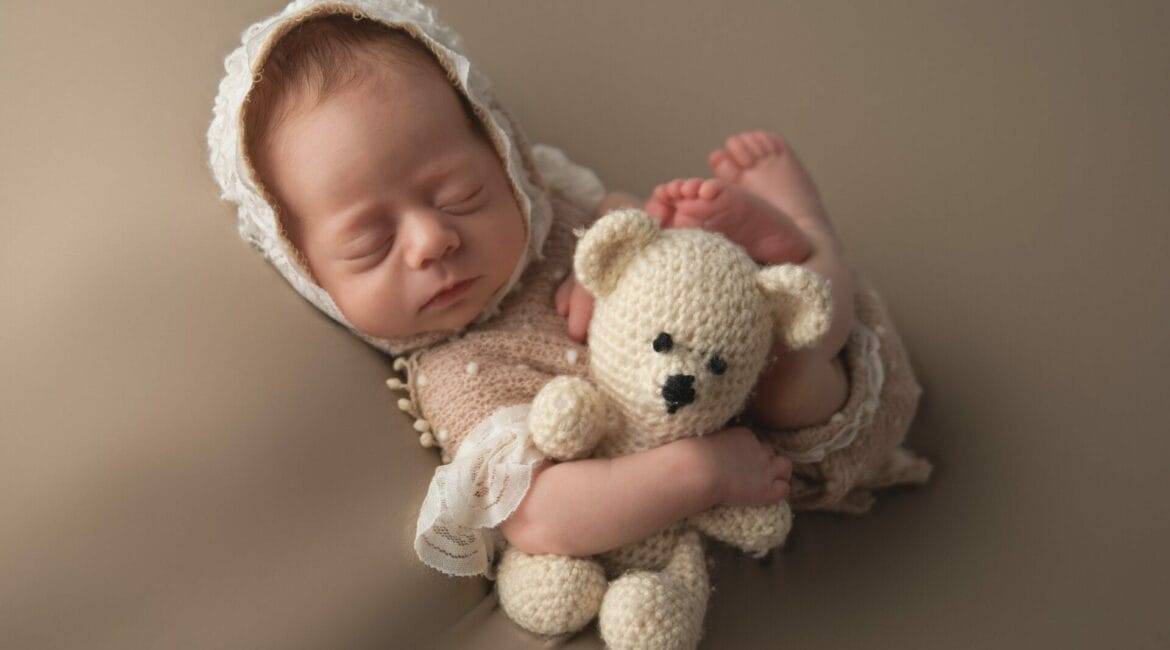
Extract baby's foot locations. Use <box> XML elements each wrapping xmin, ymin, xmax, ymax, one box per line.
<box><xmin>644</xmin><ymin>177</ymin><xmax>812</xmax><ymax>264</ymax></box>
<box><xmin>708</xmin><ymin>131</ymin><xmax>838</xmax><ymax>244</ymax></box>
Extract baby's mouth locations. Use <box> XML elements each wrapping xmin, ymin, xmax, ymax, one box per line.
<box><xmin>421</xmin><ymin>276</ymin><xmax>480</xmax><ymax>311</ymax></box>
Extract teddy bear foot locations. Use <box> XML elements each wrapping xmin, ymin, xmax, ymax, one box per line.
<box><xmin>688</xmin><ymin>501</ymin><xmax>793</xmax><ymax>557</ymax></box>
<box><xmin>598</xmin><ymin>531</ymin><xmax>709</xmax><ymax>650</ymax></box>
<box><xmin>496</xmin><ymin>547</ymin><xmax>607</xmax><ymax>636</ymax></box>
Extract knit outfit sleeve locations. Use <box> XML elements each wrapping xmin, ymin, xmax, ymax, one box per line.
<box><xmin>405</xmin><ymin>341</ymin><xmax>562</xmax><ymax>579</ymax></box>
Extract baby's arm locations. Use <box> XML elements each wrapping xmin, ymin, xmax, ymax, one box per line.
<box><xmin>501</xmin><ymin>425</ymin><xmax>793</xmax><ymax>557</ymax></box>
<box><xmin>500</xmin><ymin>437</ymin><xmax>715</xmax><ymax>557</ymax></box>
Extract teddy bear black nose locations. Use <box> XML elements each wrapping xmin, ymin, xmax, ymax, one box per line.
<box><xmin>662</xmin><ymin>374</ymin><xmax>696</xmax><ymax>414</ymax></box>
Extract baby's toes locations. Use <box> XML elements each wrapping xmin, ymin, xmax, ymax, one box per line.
<box><xmin>742</xmin><ymin>131</ymin><xmax>771</xmax><ymax>156</ymax></box>
<box><xmin>644</xmin><ymin>195</ymin><xmax>672</xmax><ymax>224</ymax></box>
<box><xmin>725</xmin><ymin>134</ymin><xmax>760</xmax><ymax>167</ymax></box>
<box><xmin>708</xmin><ymin>149</ymin><xmax>741</xmax><ymax>182</ymax></box>
<box><xmin>651</xmin><ymin>183</ymin><xmax>672</xmax><ymax>203</ymax></box>
<box><xmin>680</xmin><ymin>177</ymin><xmax>705</xmax><ymax>198</ymax></box>
<box><xmin>751</xmin><ymin>131</ymin><xmax>787</xmax><ymax>156</ymax></box>
<box><xmin>698</xmin><ymin>178</ymin><xmax>727</xmax><ymax>200</ymax></box>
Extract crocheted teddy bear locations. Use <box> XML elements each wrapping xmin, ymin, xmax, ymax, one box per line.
<box><xmin>496</xmin><ymin>208</ymin><xmax>832</xmax><ymax>649</ymax></box>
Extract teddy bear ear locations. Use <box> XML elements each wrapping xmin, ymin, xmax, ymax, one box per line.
<box><xmin>573</xmin><ymin>208</ymin><xmax>661</xmax><ymax>297</ymax></box>
<box><xmin>756</xmin><ymin>264</ymin><xmax>833</xmax><ymax>350</ymax></box>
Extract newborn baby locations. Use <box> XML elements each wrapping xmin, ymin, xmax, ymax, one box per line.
<box><xmin>208</xmin><ymin>0</ymin><xmax>932</xmax><ymax>598</ymax></box>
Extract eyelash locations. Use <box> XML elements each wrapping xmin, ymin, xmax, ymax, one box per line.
<box><xmin>442</xmin><ymin>185</ymin><xmax>483</xmax><ymax>212</ymax></box>
<box><xmin>358</xmin><ymin>234</ymin><xmax>393</xmax><ymax>259</ymax></box>
<box><xmin>349</xmin><ymin>184</ymin><xmax>482</xmax><ymax>261</ymax></box>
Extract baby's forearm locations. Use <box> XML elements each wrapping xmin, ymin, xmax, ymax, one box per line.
<box><xmin>499</xmin><ymin>439</ymin><xmax>714</xmax><ymax>557</ymax></box>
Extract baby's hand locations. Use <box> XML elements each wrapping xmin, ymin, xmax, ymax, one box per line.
<box><xmin>695</xmin><ymin>426</ymin><xmax>792</xmax><ymax>507</ymax></box>
<box><xmin>555</xmin><ymin>273</ymin><xmax>594</xmax><ymax>343</ymax></box>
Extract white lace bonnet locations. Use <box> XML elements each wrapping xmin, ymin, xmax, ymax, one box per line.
<box><xmin>206</xmin><ymin>0</ymin><xmax>555</xmax><ymax>356</ymax></box>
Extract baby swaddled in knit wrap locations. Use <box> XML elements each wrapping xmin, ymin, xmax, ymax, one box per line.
<box><xmin>207</xmin><ymin>0</ymin><xmax>931</xmax><ymax>631</ymax></box>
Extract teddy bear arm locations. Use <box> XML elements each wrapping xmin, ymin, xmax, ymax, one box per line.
<box><xmin>528</xmin><ymin>376</ymin><xmax>616</xmax><ymax>460</ymax></box>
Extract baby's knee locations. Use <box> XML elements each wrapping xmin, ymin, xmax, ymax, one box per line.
<box><xmin>750</xmin><ymin>350</ymin><xmax>849</xmax><ymax>429</ymax></box>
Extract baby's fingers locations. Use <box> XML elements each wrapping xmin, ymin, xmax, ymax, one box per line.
<box><xmin>565</xmin><ymin>283</ymin><xmax>595</xmax><ymax>343</ymax></box>
<box><xmin>771</xmin><ymin>477</ymin><xmax>791</xmax><ymax>501</ymax></box>
<box><xmin>555</xmin><ymin>275</ymin><xmax>574</xmax><ymax>316</ymax></box>
<box><xmin>772</xmin><ymin>453</ymin><xmax>793</xmax><ymax>480</ymax></box>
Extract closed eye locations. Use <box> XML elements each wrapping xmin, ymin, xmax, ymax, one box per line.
<box><xmin>441</xmin><ymin>184</ymin><xmax>484</xmax><ymax>213</ymax></box>
<box><xmin>345</xmin><ymin>233</ymin><xmax>393</xmax><ymax>261</ymax></box>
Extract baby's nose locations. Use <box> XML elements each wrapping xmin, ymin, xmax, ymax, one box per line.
<box><xmin>662</xmin><ymin>373</ymin><xmax>696</xmax><ymax>414</ymax></box>
<box><xmin>402</xmin><ymin>211</ymin><xmax>460</xmax><ymax>269</ymax></box>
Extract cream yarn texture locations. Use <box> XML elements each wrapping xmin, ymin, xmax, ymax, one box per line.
<box><xmin>495</xmin><ymin>209</ymin><xmax>832</xmax><ymax>649</ymax></box>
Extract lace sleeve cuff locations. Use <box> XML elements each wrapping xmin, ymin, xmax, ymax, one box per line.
<box><xmin>414</xmin><ymin>403</ymin><xmax>546</xmax><ymax>579</ymax></box>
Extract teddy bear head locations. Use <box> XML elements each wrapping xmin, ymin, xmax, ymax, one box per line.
<box><xmin>574</xmin><ymin>208</ymin><xmax>832</xmax><ymax>444</ymax></box>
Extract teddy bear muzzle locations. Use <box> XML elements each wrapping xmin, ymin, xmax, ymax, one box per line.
<box><xmin>662</xmin><ymin>373</ymin><xmax>696</xmax><ymax>414</ymax></box>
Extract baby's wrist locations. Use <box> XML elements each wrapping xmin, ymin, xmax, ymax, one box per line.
<box><xmin>666</xmin><ymin>437</ymin><xmax>722</xmax><ymax>510</ymax></box>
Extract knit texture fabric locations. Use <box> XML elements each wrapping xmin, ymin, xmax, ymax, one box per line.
<box><xmin>403</xmin><ymin>210</ymin><xmax>934</xmax><ymax>582</ymax></box>
<box><xmin>487</xmin><ymin>209</ymin><xmax>831</xmax><ymax>649</ymax></box>
<box><xmin>405</xmin><ymin>208</ymin><xmax>931</xmax><ymax>649</ymax></box>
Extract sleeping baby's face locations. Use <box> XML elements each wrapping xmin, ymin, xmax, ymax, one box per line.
<box><xmin>254</xmin><ymin>60</ymin><xmax>526</xmax><ymax>340</ymax></box>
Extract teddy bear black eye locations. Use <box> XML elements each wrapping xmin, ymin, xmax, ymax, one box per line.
<box><xmin>707</xmin><ymin>355</ymin><xmax>727</xmax><ymax>376</ymax></box>
<box><xmin>653</xmin><ymin>332</ymin><xmax>673</xmax><ymax>353</ymax></box>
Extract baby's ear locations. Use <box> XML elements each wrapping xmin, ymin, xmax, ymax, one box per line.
<box><xmin>573</xmin><ymin>208</ymin><xmax>660</xmax><ymax>297</ymax></box>
<box><xmin>756</xmin><ymin>264</ymin><xmax>833</xmax><ymax>350</ymax></box>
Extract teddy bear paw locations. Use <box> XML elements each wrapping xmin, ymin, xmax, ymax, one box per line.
<box><xmin>529</xmin><ymin>376</ymin><xmax>612</xmax><ymax>460</ymax></box>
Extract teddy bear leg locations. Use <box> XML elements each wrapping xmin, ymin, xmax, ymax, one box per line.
<box><xmin>495</xmin><ymin>547</ymin><xmax>608</xmax><ymax>636</ymax></box>
<box><xmin>688</xmin><ymin>501</ymin><xmax>793</xmax><ymax>558</ymax></box>
<box><xmin>598</xmin><ymin>530</ymin><xmax>709</xmax><ymax>650</ymax></box>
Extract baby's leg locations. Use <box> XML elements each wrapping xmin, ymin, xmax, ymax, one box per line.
<box><xmin>708</xmin><ymin>131</ymin><xmax>840</xmax><ymax>251</ymax></box>
<box><xmin>707</xmin><ymin>131</ymin><xmax>858</xmax><ymax>429</ymax></box>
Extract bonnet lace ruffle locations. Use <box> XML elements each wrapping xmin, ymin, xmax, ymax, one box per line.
<box><xmin>206</xmin><ymin>0</ymin><xmax>555</xmax><ymax>357</ymax></box>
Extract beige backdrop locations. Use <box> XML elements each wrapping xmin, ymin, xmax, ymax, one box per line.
<box><xmin>2</xmin><ymin>1</ymin><xmax>1168</xmax><ymax>648</ymax></box>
